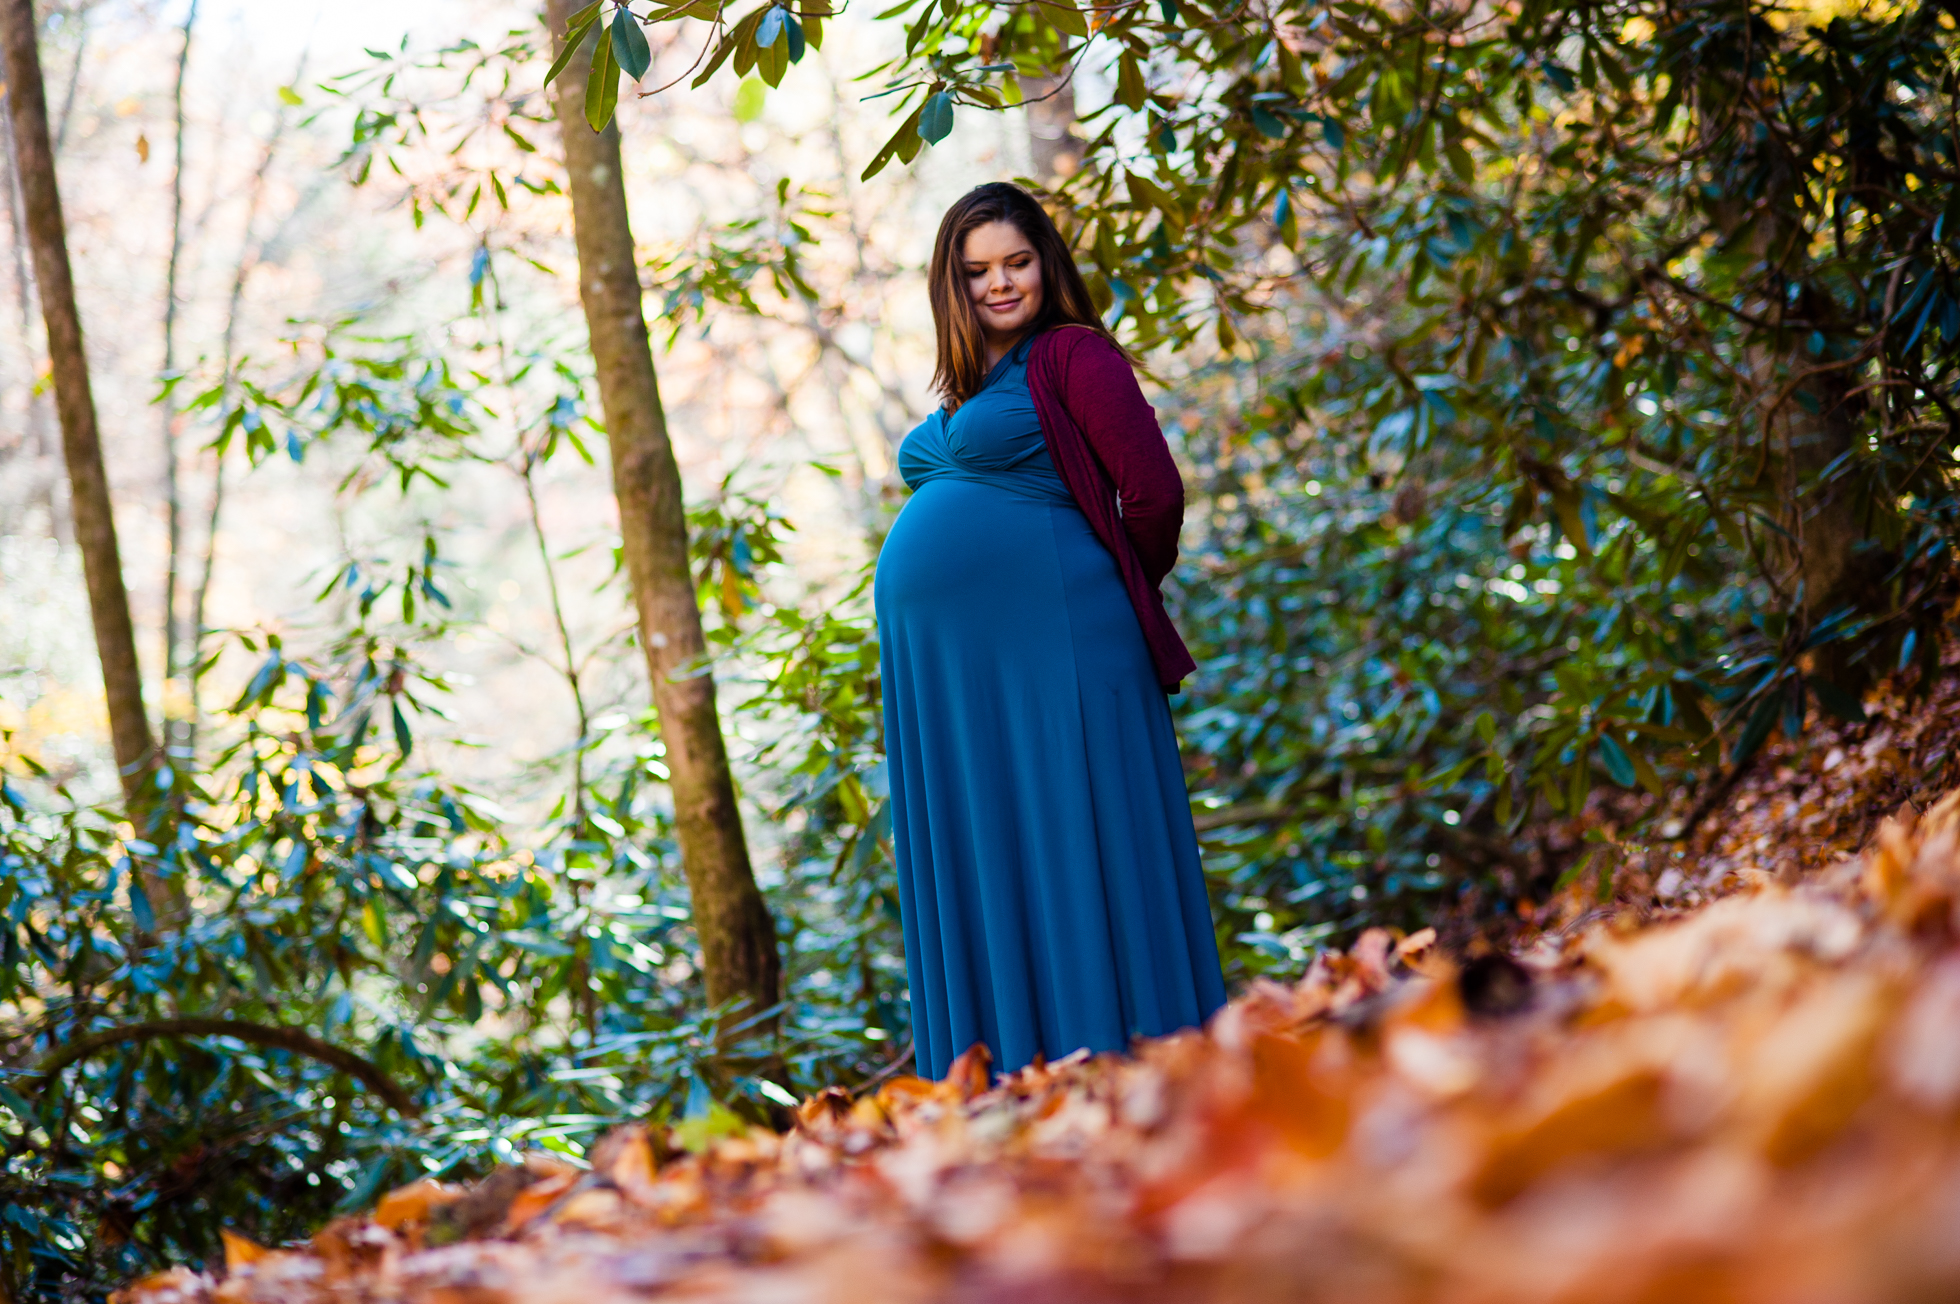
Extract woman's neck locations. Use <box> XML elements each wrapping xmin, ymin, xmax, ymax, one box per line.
<box><xmin>984</xmin><ymin>329</ymin><xmax>1026</xmax><ymax>368</ymax></box>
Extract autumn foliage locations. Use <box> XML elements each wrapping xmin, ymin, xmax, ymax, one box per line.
<box><xmin>111</xmin><ymin>687</ymin><xmax>1960</xmax><ymax>1304</ymax></box>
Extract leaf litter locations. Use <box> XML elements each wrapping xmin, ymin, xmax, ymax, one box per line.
<box><xmin>115</xmin><ymin>670</ymin><xmax>1960</xmax><ymax>1303</ymax></box>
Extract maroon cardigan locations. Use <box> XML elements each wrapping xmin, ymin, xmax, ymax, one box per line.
<box><xmin>1026</xmin><ymin>326</ymin><xmax>1197</xmax><ymax>692</ymax></box>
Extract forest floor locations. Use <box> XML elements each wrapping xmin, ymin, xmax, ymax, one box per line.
<box><xmin>115</xmin><ymin>660</ymin><xmax>1960</xmax><ymax>1304</ymax></box>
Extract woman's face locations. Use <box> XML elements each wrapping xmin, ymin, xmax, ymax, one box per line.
<box><xmin>962</xmin><ymin>220</ymin><xmax>1044</xmax><ymax>346</ymax></box>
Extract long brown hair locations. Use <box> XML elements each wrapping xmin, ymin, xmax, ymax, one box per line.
<box><xmin>928</xmin><ymin>182</ymin><xmax>1120</xmax><ymax>409</ymax></box>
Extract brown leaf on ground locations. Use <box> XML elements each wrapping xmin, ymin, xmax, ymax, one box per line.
<box><xmin>370</xmin><ymin>1178</ymin><xmax>462</xmax><ymax>1233</ymax></box>
<box><xmin>121</xmin><ymin>672</ymin><xmax>1960</xmax><ymax>1303</ymax></box>
<box><xmin>216</xmin><ymin>1231</ymin><xmax>268</xmax><ymax>1275</ymax></box>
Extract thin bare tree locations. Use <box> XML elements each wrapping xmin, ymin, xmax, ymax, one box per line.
<box><xmin>186</xmin><ymin>46</ymin><xmax>310</xmax><ymax>760</ymax></box>
<box><xmin>160</xmin><ymin>0</ymin><xmax>199</xmax><ymax>762</ymax></box>
<box><xmin>0</xmin><ymin>0</ymin><xmax>153</xmax><ymax>809</ymax></box>
<box><xmin>0</xmin><ymin>92</ymin><xmax>58</xmax><ymax>536</ymax></box>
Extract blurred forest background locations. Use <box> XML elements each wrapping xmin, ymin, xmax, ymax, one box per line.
<box><xmin>0</xmin><ymin>0</ymin><xmax>1955</xmax><ymax>1296</ymax></box>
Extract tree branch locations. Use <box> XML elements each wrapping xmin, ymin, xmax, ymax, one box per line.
<box><xmin>32</xmin><ymin>1017</ymin><xmax>421</xmax><ymax>1117</ymax></box>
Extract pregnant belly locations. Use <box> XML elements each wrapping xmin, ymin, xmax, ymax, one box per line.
<box><xmin>875</xmin><ymin>479</ymin><xmax>1154</xmax><ymax>685</ymax></box>
<box><xmin>875</xmin><ymin>480</ymin><xmax>1065</xmax><ymax>627</ymax></box>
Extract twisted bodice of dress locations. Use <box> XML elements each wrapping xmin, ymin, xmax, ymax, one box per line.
<box><xmin>898</xmin><ymin>340</ymin><xmax>1074</xmax><ymax>506</ymax></box>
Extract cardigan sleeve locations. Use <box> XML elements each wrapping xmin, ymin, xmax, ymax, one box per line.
<box><xmin>1053</xmin><ymin>329</ymin><xmax>1186</xmax><ymax>587</ymax></box>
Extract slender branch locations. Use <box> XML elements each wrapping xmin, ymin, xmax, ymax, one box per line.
<box><xmin>849</xmin><ymin>1038</ymin><xmax>916</xmax><ymax>1095</ymax></box>
<box><xmin>479</xmin><ymin>253</ymin><xmax>592</xmax><ymax>825</ymax></box>
<box><xmin>160</xmin><ymin>0</ymin><xmax>198</xmax><ymax>763</ymax></box>
<box><xmin>188</xmin><ymin>42</ymin><xmax>310</xmax><ymax>759</ymax></box>
<box><xmin>521</xmin><ymin>459</ymin><xmax>592</xmax><ymax>820</ymax></box>
<box><xmin>50</xmin><ymin>7</ymin><xmax>82</xmax><ymax>157</ymax></box>
<box><xmin>30</xmin><ymin>1017</ymin><xmax>420</xmax><ymax>1116</ymax></box>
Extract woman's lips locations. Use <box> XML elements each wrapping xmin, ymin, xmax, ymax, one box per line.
<box><xmin>985</xmin><ymin>298</ymin><xmax>1022</xmax><ymax>313</ymax></box>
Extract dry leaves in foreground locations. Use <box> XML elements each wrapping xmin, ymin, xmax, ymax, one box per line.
<box><xmin>117</xmin><ymin>788</ymin><xmax>1960</xmax><ymax>1303</ymax></box>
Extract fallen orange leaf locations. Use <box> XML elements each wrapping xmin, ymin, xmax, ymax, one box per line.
<box><xmin>370</xmin><ymin>1178</ymin><xmax>461</xmax><ymax>1232</ymax></box>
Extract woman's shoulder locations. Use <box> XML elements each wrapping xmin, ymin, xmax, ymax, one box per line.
<box><xmin>1041</xmin><ymin>322</ymin><xmax>1120</xmax><ymax>354</ymax></box>
<box><xmin>1035</xmin><ymin>323</ymin><xmax>1131</xmax><ymax>378</ymax></box>
<box><xmin>1036</xmin><ymin>324</ymin><xmax>1138</xmax><ymax>393</ymax></box>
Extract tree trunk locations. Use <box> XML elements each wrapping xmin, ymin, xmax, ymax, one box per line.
<box><xmin>1727</xmin><ymin>147</ymin><xmax>1892</xmax><ymax>692</ymax></box>
<box><xmin>542</xmin><ymin>0</ymin><xmax>780</xmax><ymax>1030</ymax></box>
<box><xmin>0</xmin><ymin>0</ymin><xmax>154</xmax><ymax>808</ymax></box>
<box><xmin>1777</xmin><ymin>374</ymin><xmax>1879</xmax><ymax>622</ymax></box>
<box><xmin>0</xmin><ymin>91</ymin><xmax>59</xmax><ymax>539</ymax></box>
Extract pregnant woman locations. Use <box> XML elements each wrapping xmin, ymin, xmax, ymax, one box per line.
<box><xmin>876</xmin><ymin>182</ymin><xmax>1227</xmax><ymax>1080</ymax></box>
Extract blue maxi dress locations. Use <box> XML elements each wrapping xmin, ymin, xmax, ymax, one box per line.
<box><xmin>874</xmin><ymin>339</ymin><xmax>1227</xmax><ymax>1081</ymax></box>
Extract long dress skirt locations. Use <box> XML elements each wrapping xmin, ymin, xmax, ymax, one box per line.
<box><xmin>874</xmin><ymin>348</ymin><xmax>1226</xmax><ymax>1081</ymax></box>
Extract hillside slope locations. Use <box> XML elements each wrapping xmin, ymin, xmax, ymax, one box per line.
<box><xmin>115</xmin><ymin>673</ymin><xmax>1960</xmax><ymax>1304</ymax></box>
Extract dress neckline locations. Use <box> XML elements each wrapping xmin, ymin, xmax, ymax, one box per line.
<box><xmin>982</xmin><ymin>331</ymin><xmax>1040</xmax><ymax>389</ymax></box>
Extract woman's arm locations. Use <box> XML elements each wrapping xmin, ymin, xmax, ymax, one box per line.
<box><xmin>1054</xmin><ymin>329</ymin><xmax>1185</xmax><ymax>587</ymax></box>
